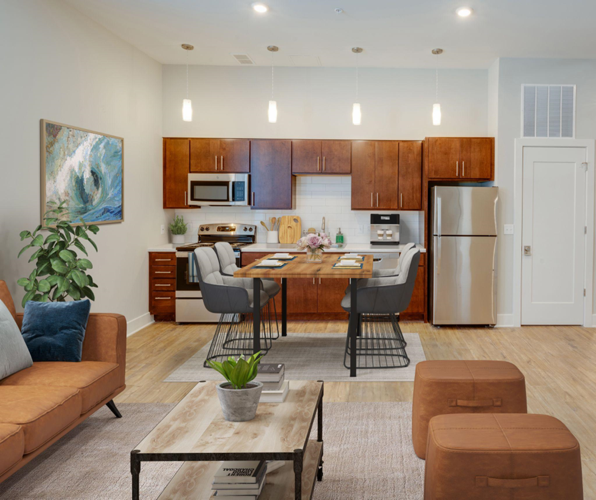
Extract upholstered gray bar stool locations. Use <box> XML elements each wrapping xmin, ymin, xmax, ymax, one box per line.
<box><xmin>341</xmin><ymin>248</ymin><xmax>421</xmax><ymax>370</ymax></box>
<box><xmin>215</xmin><ymin>242</ymin><xmax>281</xmax><ymax>339</ymax></box>
<box><xmin>194</xmin><ymin>247</ymin><xmax>273</xmax><ymax>366</ymax></box>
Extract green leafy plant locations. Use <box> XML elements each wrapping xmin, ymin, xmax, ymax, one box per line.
<box><xmin>169</xmin><ymin>215</ymin><xmax>188</xmax><ymax>235</ymax></box>
<box><xmin>207</xmin><ymin>352</ymin><xmax>263</xmax><ymax>389</ymax></box>
<box><xmin>17</xmin><ymin>201</ymin><xmax>99</xmax><ymax>307</ymax></box>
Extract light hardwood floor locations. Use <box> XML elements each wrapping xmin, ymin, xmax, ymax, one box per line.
<box><xmin>116</xmin><ymin>320</ymin><xmax>596</xmax><ymax>496</ymax></box>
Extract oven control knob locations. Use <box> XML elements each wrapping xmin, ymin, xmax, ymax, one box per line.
<box><xmin>243</xmin><ymin>226</ymin><xmax>247</xmax><ymax>231</ymax></box>
<box><xmin>249</xmin><ymin>227</ymin><xmax>253</xmax><ymax>232</ymax></box>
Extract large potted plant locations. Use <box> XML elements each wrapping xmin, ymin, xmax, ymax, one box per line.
<box><xmin>169</xmin><ymin>215</ymin><xmax>188</xmax><ymax>244</ymax></box>
<box><xmin>17</xmin><ymin>201</ymin><xmax>99</xmax><ymax>306</ymax></box>
<box><xmin>208</xmin><ymin>352</ymin><xmax>263</xmax><ymax>422</ymax></box>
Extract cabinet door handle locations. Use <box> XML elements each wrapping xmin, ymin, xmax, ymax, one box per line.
<box><xmin>456</xmin><ymin>161</ymin><xmax>459</xmax><ymax>177</ymax></box>
<box><xmin>155</xmin><ymin>297</ymin><xmax>171</xmax><ymax>300</ymax></box>
<box><xmin>323</xmin><ymin>156</ymin><xmax>326</xmax><ymax>171</ymax></box>
<box><xmin>317</xmin><ymin>156</ymin><xmax>320</xmax><ymax>172</ymax></box>
<box><xmin>155</xmin><ymin>259</ymin><xmax>172</xmax><ymax>262</ymax></box>
<box><xmin>319</xmin><ymin>278</ymin><xmax>321</xmax><ymax>285</ymax></box>
<box><xmin>221</xmin><ymin>156</ymin><xmax>224</xmax><ymax>170</ymax></box>
<box><xmin>377</xmin><ymin>193</ymin><xmax>379</xmax><ymax>207</ymax></box>
<box><xmin>184</xmin><ymin>191</ymin><xmax>187</xmax><ymax>206</ymax></box>
<box><xmin>154</xmin><ymin>271</ymin><xmax>172</xmax><ymax>274</ymax></box>
<box><xmin>215</xmin><ymin>155</ymin><xmax>218</xmax><ymax>170</ymax></box>
<box><xmin>313</xmin><ymin>278</ymin><xmax>315</xmax><ymax>285</ymax></box>
<box><xmin>462</xmin><ymin>161</ymin><xmax>465</xmax><ymax>177</ymax></box>
<box><xmin>371</xmin><ymin>193</ymin><xmax>373</xmax><ymax>207</ymax></box>
<box><xmin>155</xmin><ymin>284</ymin><xmax>171</xmax><ymax>287</ymax></box>
<box><xmin>400</xmin><ymin>193</ymin><xmax>403</xmax><ymax>208</ymax></box>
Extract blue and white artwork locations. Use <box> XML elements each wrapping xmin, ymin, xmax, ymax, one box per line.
<box><xmin>42</xmin><ymin>121</ymin><xmax>123</xmax><ymax>224</ymax></box>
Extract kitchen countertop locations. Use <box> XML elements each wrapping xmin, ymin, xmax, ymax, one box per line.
<box><xmin>148</xmin><ymin>244</ymin><xmax>177</xmax><ymax>252</ymax></box>
<box><xmin>240</xmin><ymin>243</ymin><xmax>426</xmax><ymax>254</ymax></box>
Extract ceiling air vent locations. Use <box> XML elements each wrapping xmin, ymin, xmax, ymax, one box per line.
<box><xmin>231</xmin><ymin>54</ymin><xmax>254</xmax><ymax>65</ymax></box>
<box><xmin>522</xmin><ymin>84</ymin><xmax>575</xmax><ymax>138</ymax></box>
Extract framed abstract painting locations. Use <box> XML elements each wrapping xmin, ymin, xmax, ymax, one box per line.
<box><xmin>40</xmin><ymin>120</ymin><xmax>124</xmax><ymax>225</ymax></box>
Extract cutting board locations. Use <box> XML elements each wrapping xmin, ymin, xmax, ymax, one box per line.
<box><xmin>279</xmin><ymin>216</ymin><xmax>302</xmax><ymax>243</ymax></box>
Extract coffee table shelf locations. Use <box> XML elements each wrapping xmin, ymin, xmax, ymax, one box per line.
<box><xmin>131</xmin><ymin>380</ymin><xmax>324</xmax><ymax>500</ymax></box>
<box><xmin>158</xmin><ymin>440</ymin><xmax>323</xmax><ymax>500</ymax></box>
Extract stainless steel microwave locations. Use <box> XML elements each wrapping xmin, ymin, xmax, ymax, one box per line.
<box><xmin>187</xmin><ymin>173</ymin><xmax>250</xmax><ymax>206</ymax></box>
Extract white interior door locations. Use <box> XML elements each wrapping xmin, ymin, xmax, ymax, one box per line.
<box><xmin>521</xmin><ymin>146</ymin><xmax>587</xmax><ymax>325</ymax></box>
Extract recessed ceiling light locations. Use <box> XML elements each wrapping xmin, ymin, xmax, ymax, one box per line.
<box><xmin>456</xmin><ymin>7</ymin><xmax>473</xmax><ymax>17</ymax></box>
<box><xmin>252</xmin><ymin>3</ymin><xmax>268</xmax><ymax>13</ymax></box>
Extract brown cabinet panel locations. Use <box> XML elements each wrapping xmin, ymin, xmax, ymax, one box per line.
<box><xmin>220</xmin><ymin>139</ymin><xmax>250</xmax><ymax>173</ymax></box>
<box><xmin>150</xmin><ymin>266</ymin><xmax>176</xmax><ymax>279</ymax></box>
<box><xmin>151</xmin><ymin>278</ymin><xmax>176</xmax><ymax>292</ymax></box>
<box><xmin>151</xmin><ymin>292</ymin><xmax>175</xmax><ymax>314</ymax></box>
<box><xmin>163</xmin><ymin>138</ymin><xmax>190</xmax><ymax>208</ymax></box>
<box><xmin>292</xmin><ymin>140</ymin><xmax>322</xmax><ymax>174</ymax></box>
<box><xmin>428</xmin><ymin>137</ymin><xmax>460</xmax><ymax>179</ymax></box>
<box><xmin>398</xmin><ymin>141</ymin><xmax>422</xmax><ymax>210</ymax></box>
<box><xmin>287</xmin><ymin>278</ymin><xmax>319</xmax><ymax>313</ymax></box>
<box><xmin>317</xmin><ymin>278</ymin><xmax>349</xmax><ymax>313</ymax></box>
<box><xmin>460</xmin><ymin>138</ymin><xmax>493</xmax><ymax>180</ymax></box>
<box><xmin>251</xmin><ymin>140</ymin><xmax>293</xmax><ymax>210</ymax></box>
<box><xmin>374</xmin><ymin>141</ymin><xmax>399</xmax><ymax>209</ymax></box>
<box><xmin>190</xmin><ymin>139</ymin><xmax>220</xmax><ymax>172</ymax></box>
<box><xmin>149</xmin><ymin>252</ymin><xmax>177</xmax><ymax>267</ymax></box>
<box><xmin>402</xmin><ymin>264</ymin><xmax>425</xmax><ymax>318</ymax></box>
<box><xmin>351</xmin><ymin>141</ymin><xmax>376</xmax><ymax>209</ymax></box>
<box><xmin>321</xmin><ymin>140</ymin><xmax>351</xmax><ymax>174</ymax></box>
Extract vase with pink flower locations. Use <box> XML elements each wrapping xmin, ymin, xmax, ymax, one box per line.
<box><xmin>297</xmin><ymin>232</ymin><xmax>332</xmax><ymax>263</ymax></box>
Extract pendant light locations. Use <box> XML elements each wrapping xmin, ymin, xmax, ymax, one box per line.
<box><xmin>267</xmin><ymin>45</ymin><xmax>278</xmax><ymax>123</ymax></box>
<box><xmin>181</xmin><ymin>44</ymin><xmax>194</xmax><ymax>122</ymax></box>
<box><xmin>352</xmin><ymin>47</ymin><xmax>363</xmax><ymax>125</ymax></box>
<box><xmin>432</xmin><ymin>48</ymin><xmax>443</xmax><ymax>126</ymax></box>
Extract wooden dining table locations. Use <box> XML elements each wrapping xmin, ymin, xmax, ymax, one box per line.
<box><xmin>234</xmin><ymin>253</ymin><xmax>374</xmax><ymax>377</ymax></box>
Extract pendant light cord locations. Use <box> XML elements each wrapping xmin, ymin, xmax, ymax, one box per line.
<box><xmin>356</xmin><ymin>59</ymin><xmax>359</xmax><ymax>101</ymax></box>
<box><xmin>271</xmin><ymin>51</ymin><xmax>275</xmax><ymax>100</ymax></box>
<box><xmin>435</xmin><ymin>67</ymin><xmax>439</xmax><ymax>102</ymax></box>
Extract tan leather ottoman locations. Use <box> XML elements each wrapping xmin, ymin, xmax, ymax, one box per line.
<box><xmin>424</xmin><ymin>413</ymin><xmax>583</xmax><ymax>500</ymax></box>
<box><xmin>412</xmin><ymin>360</ymin><xmax>527</xmax><ymax>458</ymax></box>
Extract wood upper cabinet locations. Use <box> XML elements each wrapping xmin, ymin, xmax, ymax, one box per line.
<box><xmin>190</xmin><ymin>138</ymin><xmax>249</xmax><ymax>173</ymax></box>
<box><xmin>250</xmin><ymin>140</ymin><xmax>294</xmax><ymax>210</ymax></box>
<box><xmin>427</xmin><ymin>137</ymin><xmax>494</xmax><ymax>181</ymax></box>
<box><xmin>351</xmin><ymin>141</ymin><xmax>399</xmax><ymax>210</ymax></box>
<box><xmin>163</xmin><ymin>138</ymin><xmax>190</xmax><ymax>209</ymax></box>
<box><xmin>292</xmin><ymin>140</ymin><xmax>351</xmax><ymax>174</ymax></box>
<box><xmin>398</xmin><ymin>141</ymin><xmax>422</xmax><ymax>210</ymax></box>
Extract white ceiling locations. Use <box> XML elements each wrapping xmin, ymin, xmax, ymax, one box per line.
<box><xmin>65</xmin><ymin>0</ymin><xmax>596</xmax><ymax>69</ymax></box>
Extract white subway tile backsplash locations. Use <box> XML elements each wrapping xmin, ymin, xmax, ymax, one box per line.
<box><xmin>175</xmin><ymin>177</ymin><xmax>423</xmax><ymax>245</ymax></box>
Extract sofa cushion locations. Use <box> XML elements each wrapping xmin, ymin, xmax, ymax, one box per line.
<box><xmin>22</xmin><ymin>299</ymin><xmax>91</xmax><ymax>362</ymax></box>
<box><xmin>0</xmin><ymin>424</ymin><xmax>24</xmax><ymax>476</ymax></box>
<box><xmin>0</xmin><ymin>299</ymin><xmax>33</xmax><ymax>379</ymax></box>
<box><xmin>0</xmin><ymin>361</ymin><xmax>120</xmax><ymax>414</ymax></box>
<box><xmin>0</xmin><ymin>386</ymin><xmax>81</xmax><ymax>454</ymax></box>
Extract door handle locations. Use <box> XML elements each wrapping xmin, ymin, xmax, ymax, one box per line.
<box><xmin>456</xmin><ymin>161</ymin><xmax>459</xmax><ymax>177</ymax></box>
<box><xmin>317</xmin><ymin>156</ymin><xmax>320</xmax><ymax>172</ymax></box>
<box><xmin>377</xmin><ymin>193</ymin><xmax>379</xmax><ymax>207</ymax></box>
<box><xmin>313</xmin><ymin>278</ymin><xmax>315</xmax><ymax>285</ymax></box>
<box><xmin>184</xmin><ymin>191</ymin><xmax>187</xmax><ymax>206</ymax></box>
<box><xmin>323</xmin><ymin>156</ymin><xmax>326</xmax><ymax>171</ymax></box>
<box><xmin>462</xmin><ymin>161</ymin><xmax>465</xmax><ymax>177</ymax></box>
<box><xmin>400</xmin><ymin>193</ymin><xmax>403</xmax><ymax>208</ymax></box>
<box><xmin>524</xmin><ymin>246</ymin><xmax>531</xmax><ymax>256</ymax></box>
<box><xmin>221</xmin><ymin>156</ymin><xmax>224</xmax><ymax>170</ymax></box>
<box><xmin>371</xmin><ymin>193</ymin><xmax>373</xmax><ymax>207</ymax></box>
<box><xmin>215</xmin><ymin>155</ymin><xmax>218</xmax><ymax>170</ymax></box>
<box><xmin>319</xmin><ymin>278</ymin><xmax>321</xmax><ymax>285</ymax></box>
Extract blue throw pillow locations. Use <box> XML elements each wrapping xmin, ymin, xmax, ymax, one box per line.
<box><xmin>22</xmin><ymin>300</ymin><xmax>91</xmax><ymax>362</ymax></box>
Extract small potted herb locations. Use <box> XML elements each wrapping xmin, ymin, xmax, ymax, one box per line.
<box><xmin>208</xmin><ymin>352</ymin><xmax>263</xmax><ymax>422</ymax></box>
<box><xmin>169</xmin><ymin>215</ymin><xmax>188</xmax><ymax>244</ymax></box>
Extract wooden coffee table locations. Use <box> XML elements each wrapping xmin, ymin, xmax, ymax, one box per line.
<box><xmin>131</xmin><ymin>380</ymin><xmax>324</xmax><ymax>499</ymax></box>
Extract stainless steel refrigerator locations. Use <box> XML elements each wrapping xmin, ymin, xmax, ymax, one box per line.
<box><xmin>430</xmin><ymin>186</ymin><xmax>498</xmax><ymax>326</ymax></box>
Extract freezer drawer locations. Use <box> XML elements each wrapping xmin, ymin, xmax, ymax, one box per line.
<box><xmin>432</xmin><ymin>186</ymin><xmax>498</xmax><ymax>236</ymax></box>
<box><xmin>432</xmin><ymin>236</ymin><xmax>497</xmax><ymax>325</ymax></box>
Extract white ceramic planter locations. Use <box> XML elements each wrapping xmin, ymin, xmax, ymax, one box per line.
<box><xmin>216</xmin><ymin>381</ymin><xmax>263</xmax><ymax>422</ymax></box>
<box><xmin>171</xmin><ymin>234</ymin><xmax>185</xmax><ymax>244</ymax></box>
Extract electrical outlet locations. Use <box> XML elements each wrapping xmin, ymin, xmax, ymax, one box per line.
<box><xmin>504</xmin><ymin>224</ymin><xmax>514</xmax><ymax>235</ymax></box>
<box><xmin>358</xmin><ymin>225</ymin><xmax>365</xmax><ymax>234</ymax></box>
<box><xmin>161</xmin><ymin>224</ymin><xmax>165</xmax><ymax>235</ymax></box>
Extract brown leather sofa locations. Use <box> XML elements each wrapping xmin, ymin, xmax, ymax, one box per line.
<box><xmin>0</xmin><ymin>281</ymin><xmax>126</xmax><ymax>483</ymax></box>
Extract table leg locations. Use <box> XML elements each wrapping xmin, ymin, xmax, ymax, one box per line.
<box><xmin>349</xmin><ymin>278</ymin><xmax>358</xmax><ymax>377</ymax></box>
<box><xmin>317</xmin><ymin>381</ymin><xmax>324</xmax><ymax>482</ymax></box>
<box><xmin>282</xmin><ymin>278</ymin><xmax>287</xmax><ymax>337</ymax></box>
<box><xmin>293</xmin><ymin>449</ymin><xmax>303</xmax><ymax>499</ymax></box>
<box><xmin>131</xmin><ymin>450</ymin><xmax>140</xmax><ymax>500</ymax></box>
<box><xmin>253</xmin><ymin>278</ymin><xmax>261</xmax><ymax>354</ymax></box>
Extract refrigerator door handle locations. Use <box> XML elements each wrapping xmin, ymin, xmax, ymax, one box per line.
<box><xmin>437</xmin><ymin>197</ymin><xmax>442</xmax><ymax>236</ymax></box>
<box><xmin>437</xmin><ymin>236</ymin><xmax>441</xmax><ymax>275</ymax></box>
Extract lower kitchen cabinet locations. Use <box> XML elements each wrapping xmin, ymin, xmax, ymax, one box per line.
<box><xmin>401</xmin><ymin>262</ymin><xmax>425</xmax><ymax>321</ymax></box>
<box><xmin>149</xmin><ymin>252</ymin><xmax>176</xmax><ymax>321</ymax></box>
<box><xmin>317</xmin><ymin>278</ymin><xmax>350</xmax><ymax>313</ymax></box>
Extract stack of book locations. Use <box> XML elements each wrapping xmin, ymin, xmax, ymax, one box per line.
<box><xmin>212</xmin><ymin>461</ymin><xmax>266</xmax><ymax>499</ymax></box>
<box><xmin>257</xmin><ymin>363</ymin><xmax>289</xmax><ymax>403</ymax></box>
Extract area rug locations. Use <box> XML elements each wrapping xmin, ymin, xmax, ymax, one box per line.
<box><xmin>165</xmin><ymin>333</ymin><xmax>426</xmax><ymax>383</ymax></box>
<box><xmin>0</xmin><ymin>402</ymin><xmax>424</xmax><ymax>500</ymax></box>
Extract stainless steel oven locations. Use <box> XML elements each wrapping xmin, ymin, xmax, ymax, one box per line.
<box><xmin>175</xmin><ymin>252</ymin><xmax>220</xmax><ymax>323</ymax></box>
<box><xmin>187</xmin><ymin>173</ymin><xmax>249</xmax><ymax>206</ymax></box>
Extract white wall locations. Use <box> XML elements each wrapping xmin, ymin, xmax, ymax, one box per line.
<box><xmin>495</xmin><ymin>58</ymin><xmax>596</xmax><ymax>322</ymax></box>
<box><xmin>0</xmin><ymin>0</ymin><xmax>168</xmax><ymax>332</ymax></box>
<box><xmin>163</xmin><ymin>66</ymin><xmax>488</xmax><ymax>139</ymax></box>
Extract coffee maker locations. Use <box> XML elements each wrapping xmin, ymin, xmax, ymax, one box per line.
<box><xmin>370</xmin><ymin>214</ymin><xmax>400</xmax><ymax>245</ymax></box>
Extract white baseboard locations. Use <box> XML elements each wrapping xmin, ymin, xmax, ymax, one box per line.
<box><xmin>496</xmin><ymin>314</ymin><xmax>514</xmax><ymax>328</ymax></box>
<box><xmin>127</xmin><ymin>312</ymin><xmax>154</xmax><ymax>337</ymax></box>
<box><xmin>590</xmin><ymin>314</ymin><xmax>596</xmax><ymax>327</ymax></box>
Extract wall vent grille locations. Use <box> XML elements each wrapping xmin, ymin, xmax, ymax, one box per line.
<box><xmin>231</xmin><ymin>54</ymin><xmax>255</xmax><ymax>65</ymax></box>
<box><xmin>522</xmin><ymin>84</ymin><xmax>575</xmax><ymax>138</ymax></box>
